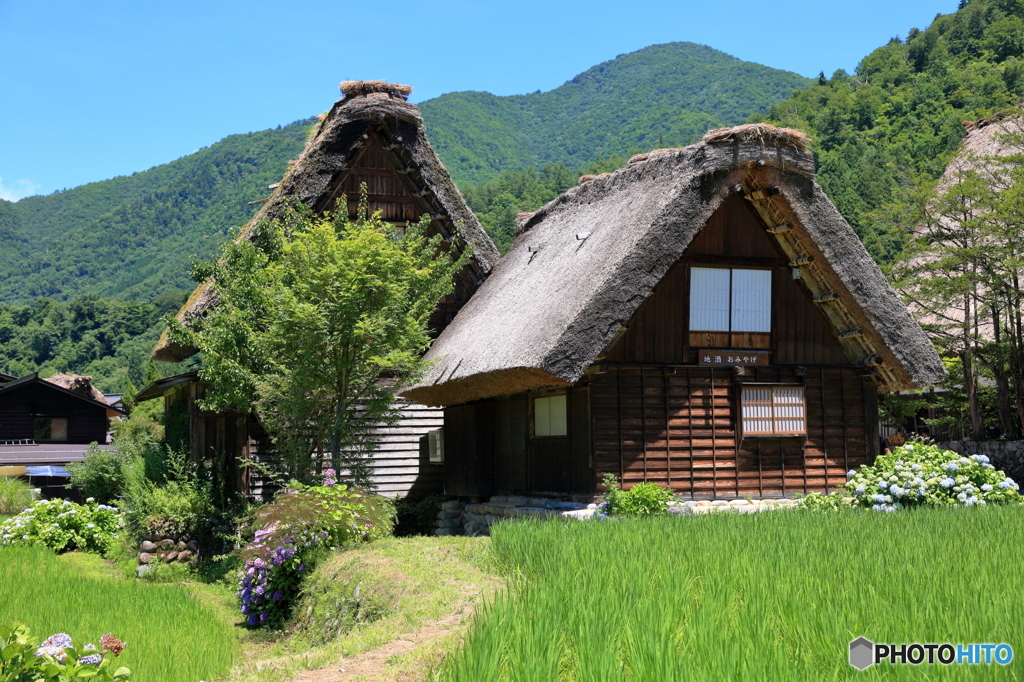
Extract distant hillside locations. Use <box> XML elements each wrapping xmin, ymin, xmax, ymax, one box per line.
<box><xmin>421</xmin><ymin>42</ymin><xmax>811</xmax><ymax>186</ymax></box>
<box><xmin>0</xmin><ymin>120</ymin><xmax>315</xmax><ymax>305</ymax></box>
<box><xmin>762</xmin><ymin>0</ymin><xmax>1024</xmax><ymax>262</ymax></box>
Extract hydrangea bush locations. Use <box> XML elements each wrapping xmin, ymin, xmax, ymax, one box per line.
<box><xmin>237</xmin><ymin>471</ymin><xmax>394</xmax><ymax>628</ymax></box>
<box><xmin>846</xmin><ymin>442</ymin><xmax>1023</xmax><ymax>512</ymax></box>
<box><xmin>0</xmin><ymin>623</ymin><xmax>130</xmax><ymax>681</ymax></box>
<box><xmin>0</xmin><ymin>498</ymin><xmax>125</xmax><ymax>554</ymax></box>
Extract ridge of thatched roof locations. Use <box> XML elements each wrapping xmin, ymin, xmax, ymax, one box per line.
<box><xmin>43</xmin><ymin>373</ymin><xmax>108</xmax><ymax>405</ymax></box>
<box><xmin>340</xmin><ymin>80</ymin><xmax>413</xmax><ymax>98</ymax></box>
<box><xmin>153</xmin><ymin>86</ymin><xmax>499</xmax><ymax>363</ymax></box>
<box><xmin>703</xmin><ymin>123</ymin><xmax>810</xmax><ymax>151</ymax></box>
<box><xmin>402</xmin><ymin>124</ymin><xmax>944</xmax><ymax>407</ymax></box>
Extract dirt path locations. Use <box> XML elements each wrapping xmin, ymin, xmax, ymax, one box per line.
<box><xmin>289</xmin><ymin>610</ymin><xmax>469</xmax><ymax>682</ymax></box>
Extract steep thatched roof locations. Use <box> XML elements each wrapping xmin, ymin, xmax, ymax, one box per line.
<box><xmin>402</xmin><ymin>124</ymin><xmax>945</xmax><ymax>407</ymax></box>
<box><xmin>153</xmin><ymin>81</ymin><xmax>499</xmax><ymax>362</ymax></box>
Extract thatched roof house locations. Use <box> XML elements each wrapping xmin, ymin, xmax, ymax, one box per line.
<box><xmin>153</xmin><ymin>81</ymin><xmax>499</xmax><ymax>363</ymax></box>
<box><xmin>143</xmin><ymin>81</ymin><xmax>499</xmax><ymax>499</ymax></box>
<box><xmin>404</xmin><ymin>124</ymin><xmax>945</xmax><ymax>409</ymax></box>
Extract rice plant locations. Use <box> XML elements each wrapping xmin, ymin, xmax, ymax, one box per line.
<box><xmin>438</xmin><ymin>507</ymin><xmax>1024</xmax><ymax>681</ymax></box>
<box><xmin>0</xmin><ymin>545</ymin><xmax>236</xmax><ymax>682</ymax></box>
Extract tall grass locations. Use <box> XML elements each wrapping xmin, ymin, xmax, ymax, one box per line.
<box><xmin>0</xmin><ymin>477</ymin><xmax>34</xmax><ymax>514</ymax></box>
<box><xmin>438</xmin><ymin>507</ymin><xmax>1024</xmax><ymax>681</ymax></box>
<box><xmin>0</xmin><ymin>545</ymin><xmax>236</xmax><ymax>681</ymax></box>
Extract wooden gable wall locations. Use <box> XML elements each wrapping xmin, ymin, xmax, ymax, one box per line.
<box><xmin>313</xmin><ymin>128</ymin><xmax>475</xmax><ymax>337</ymax></box>
<box><xmin>589</xmin><ymin>194</ymin><xmax>877</xmax><ymax>498</ymax></box>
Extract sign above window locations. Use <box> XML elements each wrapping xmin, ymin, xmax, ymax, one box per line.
<box><xmin>699</xmin><ymin>350</ymin><xmax>770</xmax><ymax>367</ymax></box>
<box><xmin>690</xmin><ymin>267</ymin><xmax>772</xmax><ymax>333</ymax></box>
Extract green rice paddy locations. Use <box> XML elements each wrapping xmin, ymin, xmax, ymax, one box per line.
<box><xmin>0</xmin><ymin>545</ymin><xmax>236</xmax><ymax>682</ymax></box>
<box><xmin>439</xmin><ymin>507</ymin><xmax>1024</xmax><ymax>681</ymax></box>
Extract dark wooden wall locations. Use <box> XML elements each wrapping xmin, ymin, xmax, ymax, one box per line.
<box><xmin>0</xmin><ymin>383</ymin><xmax>108</xmax><ymax>444</ymax></box>
<box><xmin>604</xmin><ymin>194</ymin><xmax>845</xmax><ymax>365</ymax></box>
<box><xmin>591</xmin><ymin>366</ymin><xmax>875</xmax><ymax>498</ymax></box>
<box><xmin>444</xmin><ymin>388</ymin><xmax>592</xmax><ymax>498</ymax></box>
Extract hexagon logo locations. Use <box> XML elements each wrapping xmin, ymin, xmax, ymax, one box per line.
<box><xmin>849</xmin><ymin>637</ymin><xmax>874</xmax><ymax>670</ymax></box>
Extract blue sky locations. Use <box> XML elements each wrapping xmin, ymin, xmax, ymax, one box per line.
<box><xmin>0</xmin><ymin>0</ymin><xmax>959</xmax><ymax>199</ymax></box>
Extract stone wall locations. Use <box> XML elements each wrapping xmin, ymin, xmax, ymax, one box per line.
<box><xmin>937</xmin><ymin>440</ymin><xmax>1024</xmax><ymax>486</ymax></box>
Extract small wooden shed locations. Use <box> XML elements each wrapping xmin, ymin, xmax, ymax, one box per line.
<box><xmin>142</xmin><ymin>81</ymin><xmax>499</xmax><ymax>498</ymax></box>
<box><xmin>402</xmin><ymin>124</ymin><xmax>946</xmax><ymax>499</ymax></box>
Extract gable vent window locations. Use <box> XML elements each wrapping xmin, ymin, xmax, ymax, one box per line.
<box><xmin>741</xmin><ymin>387</ymin><xmax>805</xmax><ymax>436</ymax></box>
<box><xmin>690</xmin><ymin>267</ymin><xmax>771</xmax><ymax>332</ymax></box>
<box><xmin>534</xmin><ymin>395</ymin><xmax>567</xmax><ymax>437</ymax></box>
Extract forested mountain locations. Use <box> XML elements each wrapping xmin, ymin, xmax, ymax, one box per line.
<box><xmin>422</xmin><ymin>42</ymin><xmax>811</xmax><ymax>186</ymax></box>
<box><xmin>762</xmin><ymin>0</ymin><xmax>1024</xmax><ymax>262</ymax></box>
<box><xmin>0</xmin><ymin>119</ymin><xmax>316</xmax><ymax>306</ymax></box>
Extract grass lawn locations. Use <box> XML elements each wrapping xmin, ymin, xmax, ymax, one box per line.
<box><xmin>438</xmin><ymin>506</ymin><xmax>1024</xmax><ymax>681</ymax></box>
<box><xmin>0</xmin><ymin>545</ymin><xmax>237</xmax><ymax>682</ymax></box>
<box><xmin>231</xmin><ymin>535</ymin><xmax>499</xmax><ymax>682</ymax></box>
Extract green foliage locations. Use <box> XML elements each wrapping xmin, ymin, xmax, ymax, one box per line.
<box><xmin>237</xmin><ymin>481</ymin><xmax>395</xmax><ymax>627</ymax></box>
<box><xmin>0</xmin><ymin>624</ymin><xmax>131</xmax><ymax>682</ymax></box>
<box><xmin>601</xmin><ymin>473</ymin><xmax>673</xmax><ymax>516</ymax></box>
<box><xmin>846</xmin><ymin>441</ymin><xmax>1023</xmax><ymax>509</ymax></box>
<box><xmin>0</xmin><ymin>544</ymin><xmax>236</xmax><ymax>681</ymax></box>
<box><xmin>173</xmin><ymin>200</ymin><xmax>468</xmax><ymax>484</ymax></box>
<box><xmin>441</xmin><ymin>508</ymin><xmax>1024</xmax><ymax>680</ymax></box>
<box><xmin>765</xmin><ymin>0</ymin><xmax>1024</xmax><ymax>263</ymax></box>
<box><xmin>392</xmin><ymin>493</ymin><xmax>449</xmax><ymax>537</ymax></box>
<box><xmin>0</xmin><ymin>120</ymin><xmax>315</xmax><ymax>306</ymax></box>
<box><xmin>422</xmin><ymin>42</ymin><xmax>810</xmax><ymax>186</ymax></box>
<box><xmin>0</xmin><ymin>293</ymin><xmax>190</xmax><ymax>393</ymax></box>
<box><xmin>0</xmin><ymin>477</ymin><xmax>35</xmax><ymax>515</ymax></box>
<box><xmin>793</xmin><ymin>490</ymin><xmax>852</xmax><ymax>511</ymax></box>
<box><xmin>120</xmin><ymin>446</ymin><xmax>215</xmax><ymax>539</ymax></box>
<box><xmin>65</xmin><ymin>444</ymin><xmax>137</xmax><ymax>504</ymax></box>
<box><xmin>0</xmin><ymin>498</ymin><xmax>125</xmax><ymax>554</ymax></box>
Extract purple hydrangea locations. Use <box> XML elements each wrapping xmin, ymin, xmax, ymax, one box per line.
<box><xmin>79</xmin><ymin>645</ymin><xmax>102</xmax><ymax>666</ymax></box>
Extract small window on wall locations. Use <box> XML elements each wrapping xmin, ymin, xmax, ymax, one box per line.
<box><xmin>534</xmin><ymin>395</ymin><xmax>567</xmax><ymax>437</ymax></box>
<box><xmin>741</xmin><ymin>387</ymin><xmax>805</xmax><ymax>436</ymax></box>
<box><xmin>34</xmin><ymin>417</ymin><xmax>68</xmax><ymax>441</ymax></box>
<box><xmin>690</xmin><ymin>267</ymin><xmax>772</xmax><ymax>332</ymax></box>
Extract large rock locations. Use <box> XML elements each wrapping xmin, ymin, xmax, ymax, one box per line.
<box><xmin>140</xmin><ymin>540</ymin><xmax>157</xmax><ymax>552</ymax></box>
<box><xmin>138</xmin><ymin>552</ymin><xmax>153</xmax><ymax>565</ymax></box>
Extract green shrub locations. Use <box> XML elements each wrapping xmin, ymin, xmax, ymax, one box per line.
<box><xmin>601</xmin><ymin>474</ymin><xmax>673</xmax><ymax>516</ymax></box>
<box><xmin>0</xmin><ymin>477</ymin><xmax>35</xmax><ymax>514</ymax></box>
<box><xmin>794</xmin><ymin>491</ymin><xmax>852</xmax><ymax>511</ymax></box>
<box><xmin>0</xmin><ymin>624</ymin><xmax>131</xmax><ymax>681</ymax></box>
<box><xmin>846</xmin><ymin>442</ymin><xmax>1023</xmax><ymax>511</ymax></box>
<box><xmin>0</xmin><ymin>498</ymin><xmax>125</xmax><ymax>554</ymax></box>
<box><xmin>120</xmin><ymin>445</ymin><xmax>214</xmax><ymax>537</ymax></box>
<box><xmin>237</xmin><ymin>476</ymin><xmax>395</xmax><ymax>627</ymax></box>
<box><xmin>394</xmin><ymin>493</ymin><xmax>448</xmax><ymax>536</ymax></box>
<box><xmin>65</xmin><ymin>444</ymin><xmax>139</xmax><ymax>504</ymax></box>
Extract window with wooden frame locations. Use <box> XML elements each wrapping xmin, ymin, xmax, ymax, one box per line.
<box><xmin>533</xmin><ymin>394</ymin><xmax>567</xmax><ymax>437</ymax></box>
<box><xmin>34</xmin><ymin>417</ymin><xmax>69</xmax><ymax>442</ymax></box>
<box><xmin>690</xmin><ymin>266</ymin><xmax>772</xmax><ymax>332</ymax></box>
<box><xmin>740</xmin><ymin>387</ymin><xmax>806</xmax><ymax>436</ymax></box>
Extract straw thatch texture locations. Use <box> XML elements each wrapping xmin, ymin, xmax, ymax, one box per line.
<box><xmin>402</xmin><ymin>126</ymin><xmax>944</xmax><ymax>407</ymax></box>
<box><xmin>702</xmin><ymin>123</ymin><xmax>810</xmax><ymax>151</ymax></box>
<box><xmin>153</xmin><ymin>90</ymin><xmax>499</xmax><ymax>362</ymax></box>
<box><xmin>43</xmin><ymin>374</ymin><xmax>108</xmax><ymax>405</ymax></box>
<box><xmin>340</xmin><ymin>80</ymin><xmax>413</xmax><ymax>97</ymax></box>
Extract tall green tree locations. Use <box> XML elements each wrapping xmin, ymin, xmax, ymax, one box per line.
<box><xmin>170</xmin><ymin>198</ymin><xmax>468</xmax><ymax>485</ymax></box>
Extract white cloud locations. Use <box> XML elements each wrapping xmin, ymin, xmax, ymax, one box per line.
<box><xmin>0</xmin><ymin>177</ymin><xmax>42</xmax><ymax>202</ymax></box>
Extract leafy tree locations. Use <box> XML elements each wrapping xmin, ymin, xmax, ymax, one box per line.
<box><xmin>170</xmin><ymin>197</ymin><xmax>468</xmax><ymax>485</ymax></box>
